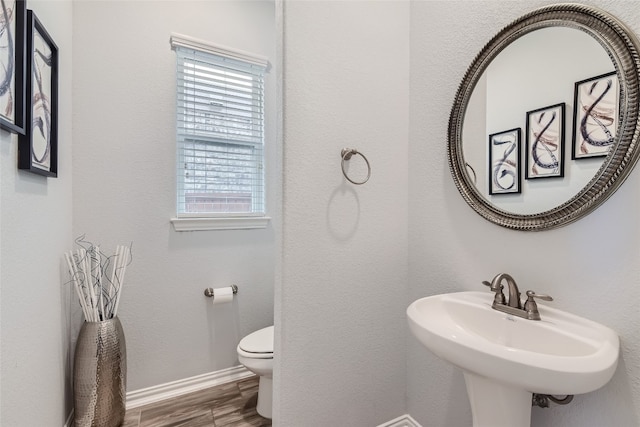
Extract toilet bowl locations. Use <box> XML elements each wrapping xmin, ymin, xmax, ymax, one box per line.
<box><xmin>237</xmin><ymin>325</ymin><xmax>274</xmax><ymax>419</ymax></box>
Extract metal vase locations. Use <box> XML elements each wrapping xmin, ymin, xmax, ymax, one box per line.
<box><xmin>74</xmin><ymin>317</ymin><xmax>127</xmax><ymax>427</ymax></box>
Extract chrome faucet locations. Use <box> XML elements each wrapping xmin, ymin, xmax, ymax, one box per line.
<box><xmin>482</xmin><ymin>273</ymin><xmax>552</xmax><ymax>321</ymax></box>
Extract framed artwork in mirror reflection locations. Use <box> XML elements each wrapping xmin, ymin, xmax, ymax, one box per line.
<box><xmin>525</xmin><ymin>103</ymin><xmax>565</xmax><ymax>180</ymax></box>
<box><xmin>572</xmin><ymin>71</ymin><xmax>618</xmax><ymax>160</ymax></box>
<box><xmin>18</xmin><ymin>10</ymin><xmax>58</xmax><ymax>177</ymax></box>
<box><xmin>489</xmin><ymin>128</ymin><xmax>521</xmax><ymax>195</ymax></box>
<box><xmin>0</xmin><ymin>0</ymin><xmax>26</xmax><ymax>135</ymax></box>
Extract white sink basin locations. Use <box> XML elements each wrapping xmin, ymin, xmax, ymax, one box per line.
<box><xmin>407</xmin><ymin>291</ymin><xmax>619</xmax><ymax>427</ymax></box>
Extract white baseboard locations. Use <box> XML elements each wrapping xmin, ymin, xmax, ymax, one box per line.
<box><xmin>126</xmin><ymin>365</ymin><xmax>254</xmax><ymax>409</ymax></box>
<box><xmin>64</xmin><ymin>409</ymin><xmax>74</xmax><ymax>427</ymax></box>
<box><xmin>69</xmin><ymin>370</ymin><xmax>419</xmax><ymax>427</ymax></box>
<box><xmin>378</xmin><ymin>414</ymin><xmax>422</xmax><ymax>427</ymax></box>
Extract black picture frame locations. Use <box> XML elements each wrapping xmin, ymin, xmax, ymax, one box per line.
<box><xmin>488</xmin><ymin>128</ymin><xmax>521</xmax><ymax>195</ymax></box>
<box><xmin>571</xmin><ymin>71</ymin><xmax>618</xmax><ymax>160</ymax></box>
<box><xmin>0</xmin><ymin>0</ymin><xmax>26</xmax><ymax>134</ymax></box>
<box><xmin>525</xmin><ymin>103</ymin><xmax>565</xmax><ymax>180</ymax></box>
<box><xmin>18</xmin><ymin>10</ymin><xmax>58</xmax><ymax>177</ymax></box>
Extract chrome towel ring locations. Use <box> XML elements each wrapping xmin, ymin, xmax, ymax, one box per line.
<box><xmin>341</xmin><ymin>148</ymin><xmax>371</xmax><ymax>185</ymax></box>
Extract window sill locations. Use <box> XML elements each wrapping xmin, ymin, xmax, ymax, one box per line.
<box><xmin>171</xmin><ymin>216</ymin><xmax>271</xmax><ymax>231</ymax></box>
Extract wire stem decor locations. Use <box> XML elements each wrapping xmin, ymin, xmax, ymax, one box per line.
<box><xmin>64</xmin><ymin>236</ymin><xmax>132</xmax><ymax>322</ymax></box>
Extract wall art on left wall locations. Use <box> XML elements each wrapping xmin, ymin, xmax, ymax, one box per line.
<box><xmin>525</xmin><ymin>102</ymin><xmax>565</xmax><ymax>180</ymax></box>
<box><xmin>18</xmin><ymin>9</ymin><xmax>58</xmax><ymax>177</ymax></box>
<box><xmin>0</xmin><ymin>0</ymin><xmax>26</xmax><ymax>135</ymax></box>
<box><xmin>488</xmin><ymin>128</ymin><xmax>522</xmax><ymax>195</ymax></box>
<box><xmin>571</xmin><ymin>71</ymin><xmax>618</xmax><ymax>160</ymax></box>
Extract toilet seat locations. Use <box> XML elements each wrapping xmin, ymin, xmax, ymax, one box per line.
<box><xmin>238</xmin><ymin>325</ymin><xmax>273</xmax><ymax>359</ymax></box>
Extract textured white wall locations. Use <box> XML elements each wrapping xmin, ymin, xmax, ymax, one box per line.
<box><xmin>72</xmin><ymin>1</ymin><xmax>278</xmax><ymax>391</ymax></box>
<box><xmin>278</xmin><ymin>1</ymin><xmax>410</xmax><ymax>425</ymax></box>
<box><xmin>0</xmin><ymin>1</ymin><xmax>74</xmax><ymax>425</ymax></box>
<box><xmin>409</xmin><ymin>1</ymin><xmax>640</xmax><ymax>426</ymax></box>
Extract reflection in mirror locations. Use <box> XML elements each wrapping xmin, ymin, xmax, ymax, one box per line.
<box><xmin>463</xmin><ymin>27</ymin><xmax>615</xmax><ymax>214</ymax></box>
<box><xmin>448</xmin><ymin>3</ymin><xmax>640</xmax><ymax>231</ymax></box>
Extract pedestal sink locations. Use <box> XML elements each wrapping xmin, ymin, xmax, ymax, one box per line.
<box><xmin>407</xmin><ymin>291</ymin><xmax>619</xmax><ymax>427</ymax></box>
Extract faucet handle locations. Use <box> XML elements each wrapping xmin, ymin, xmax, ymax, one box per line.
<box><xmin>482</xmin><ymin>280</ymin><xmax>506</xmax><ymax>306</ymax></box>
<box><xmin>525</xmin><ymin>290</ymin><xmax>553</xmax><ymax>301</ymax></box>
<box><xmin>524</xmin><ymin>290</ymin><xmax>553</xmax><ymax>320</ymax></box>
<box><xmin>482</xmin><ymin>280</ymin><xmax>500</xmax><ymax>291</ymax></box>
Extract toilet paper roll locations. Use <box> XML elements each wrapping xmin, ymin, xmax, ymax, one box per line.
<box><xmin>211</xmin><ymin>286</ymin><xmax>234</xmax><ymax>305</ymax></box>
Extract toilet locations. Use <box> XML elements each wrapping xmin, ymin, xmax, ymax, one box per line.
<box><xmin>237</xmin><ymin>325</ymin><xmax>274</xmax><ymax>419</ymax></box>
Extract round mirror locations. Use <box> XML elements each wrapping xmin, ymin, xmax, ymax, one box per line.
<box><xmin>448</xmin><ymin>3</ymin><xmax>640</xmax><ymax>231</ymax></box>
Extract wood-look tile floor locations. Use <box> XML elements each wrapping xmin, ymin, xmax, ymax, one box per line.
<box><xmin>123</xmin><ymin>376</ymin><xmax>271</xmax><ymax>427</ymax></box>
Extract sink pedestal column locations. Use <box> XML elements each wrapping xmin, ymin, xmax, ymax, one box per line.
<box><xmin>464</xmin><ymin>372</ymin><xmax>532</xmax><ymax>427</ymax></box>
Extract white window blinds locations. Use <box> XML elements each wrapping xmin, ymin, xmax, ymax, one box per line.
<box><xmin>171</xmin><ymin>34</ymin><xmax>268</xmax><ymax>217</ymax></box>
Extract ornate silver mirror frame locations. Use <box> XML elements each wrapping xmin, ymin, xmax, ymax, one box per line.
<box><xmin>448</xmin><ymin>3</ymin><xmax>640</xmax><ymax>231</ymax></box>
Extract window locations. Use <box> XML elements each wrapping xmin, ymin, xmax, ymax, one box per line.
<box><xmin>170</xmin><ymin>34</ymin><xmax>269</xmax><ymax>230</ymax></box>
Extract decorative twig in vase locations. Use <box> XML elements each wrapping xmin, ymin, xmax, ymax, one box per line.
<box><xmin>64</xmin><ymin>235</ymin><xmax>132</xmax><ymax>322</ymax></box>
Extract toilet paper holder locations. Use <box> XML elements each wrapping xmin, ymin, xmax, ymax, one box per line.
<box><xmin>204</xmin><ymin>284</ymin><xmax>238</xmax><ymax>299</ymax></box>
